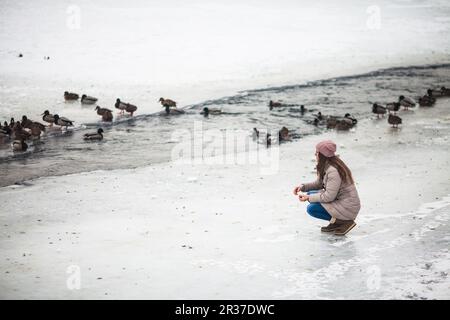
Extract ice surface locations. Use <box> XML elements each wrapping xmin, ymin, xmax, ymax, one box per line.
<box><xmin>1</xmin><ymin>98</ymin><xmax>450</xmax><ymax>299</ymax></box>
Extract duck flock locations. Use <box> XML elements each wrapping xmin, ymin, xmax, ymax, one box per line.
<box><xmin>260</xmin><ymin>86</ymin><xmax>450</xmax><ymax>146</ymax></box>
<box><xmin>0</xmin><ymin>92</ymin><xmax>186</xmax><ymax>152</ymax></box>
<box><xmin>1</xmin><ymin>86</ymin><xmax>449</xmax><ymax>153</ymax></box>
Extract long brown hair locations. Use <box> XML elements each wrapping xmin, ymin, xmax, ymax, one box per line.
<box><xmin>316</xmin><ymin>153</ymin><xmax>354</xmax><ymax>184</ymax></box>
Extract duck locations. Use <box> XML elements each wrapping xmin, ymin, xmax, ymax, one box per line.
<box><xmin>344</xmin><ymin>113</ymin><xmax>357</xmax><ymax>125</ymax></box>
<box><xmin>159</xmin><ymin>97</ymin><xmax>177</xmax><ymax>108</ymax></box>
<box><xmin>266</xmin><ymin>133</ymin><xmax>271</xmax><ymax>148</ymax></box>
<box><xmin>95</xmin><ymin>106</ymin><xmax>114</xmax><ymax>122</ymax></box>
<box><xmin>440</xmin><ymin>86</ymin><xmax>450</xmax><ymax>96</ymax></box>
<box><xmin>372</xmin><ymin>103</ymin><xmax>387</xmax><ymax>118</ymax></box>
<box><xmin>252</xmin><ymin>128</ymin><xmax>259</xmax><ymax>141</ymax></box>
<box><xmin>64</xmin><ymin>91</ymin><xmax>79</xmax><ymax>101</ymax></box>
<box><xmin>326</xmin><ymin>116</ymin><xmax>338</xmax><ymax>129</ymax></box>
<box><xmin>300</xmin><ymin>105</ymin><xmax>306</xmax><ymax>115</ymax></box>
<box><xmin>269</xmin><ymin>100</ymin><xmax>282</xmax><ymax>110</ymax></box>
<box><xmin>12</xmin><ymin>122</ymin><xmax>31</xmax><ymax>140</ymax></box>
<box><xmin>95</xmin><ymin>106</ymin><xmax>112</xmax><ymax>116</ymax></box>
<box><xmin>124</xmin><ymin>103</ymin><xmax>138</xmax><ymax>116</ymax></box>
<box><xmin>418</xmin><ymin>93</ymin><xmax>436</xmax><ymax>107</ymax></box>
<box><xmin>81</xmin><ymin>94</ymin><xmax>98</xmax><ymax>104</ymax></box>
<box><xmin>398</xmin><ymin>95</ymin><xmax>416</xmax><ymax>110</ymax></box>
<box><xmin>1</xmin><ymin>121</ymin><xmax>12</xmax><ymax>136</ymax></box>
<box><xmin>53</xmin><ymin>114</ymin><xmax>74</xmax><ymax>128</ymax></box>
<box><xmin>83</xmin><ymin>128</ymin><xmax>104</xmax><ymax>141</ymax></box>
<box><xmin>21</xmin><ymin>115</ymin><xmax>46</xmax><ymax>133</ymax></box>
<box><xmin>102</xmin><ymin>110</ymin><xmax>113</xmax><ymax>122</ymax></box>
<box><xmin>426</xmin><ymin>88</ymin><xmax>443</xmax><ymax>98</ymax></box>
<box><xmin>12</xmin><ymin>139</ymin><xmax>28</xmax><ymax>152</ymax></box>
<box><xmin>336</xmin><ymin>118</ymin><xmax>355</xmax><ymax>131</ymax></box>
<box><xmin>42</xmin><ymin>110</ymin><xmax>55</xmax><ymax>126</ymax></box>
<box><xmin>315</xmin><ymin>112</ymin><xmax>324</xmax><ymax>121</ymax></box>
<box><xmin>115</xmin><ymin>98</ymin><xmax>137</xmax><ymax>115</ymax></box>
<box><xmin>386</xmin><ymin>102</ymin><xmax>400</xmax><ymax>115</ymax></box>
<box><xmin>30</xmin><ymin>123</ymin><xmax>43</xmax><ymax>139</ymax></box>
<box><xmin>388</xmin><ymin>114</ymin><xmax>402</xmax><ymax>128</ymax></box>
<box><xmin>115</xmin><ymin>98</ymin><xmax>127</xmax><ymax>114</ymax></box>
<box><xmin>21</xmin><ymin>115</ymin><xmax>34</xmax><ymax>129</ymax></box>
<box><xmin>0</xmin><ymin>122</ymin><xmax>11</xmax><ymax>144</ymax></box>
<box><xmin>201</xmin><ymin>107</ymin><xmax>222</xmax><ymax>117</ymax></box>
<box><xmin>9</xmin><ymin>117</ymin><xmax>15</xmax><ymax>128</ymax></box>
<box><xmin>159</xmin><ymin>98</ymin><xmax>178</xmax><ymax>115</ymax></box>
<box><xmin>278</xmin><ymin>127</ymin><xmax>290</xmax><ymax>142</ymax></box>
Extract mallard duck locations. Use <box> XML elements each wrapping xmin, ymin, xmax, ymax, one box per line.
<box><xmin>9</xmin><ymin>117</ymin><xmax>15</xmax><ymax>128</ymax></box>
<box><xmin>41</xmin><ymin>110</ymin><xmax>55</xmax><ymax>125</ymax></box>
<box><xmin>398</xmin><ymin>95</ymin><xmax>416</xmax><ymax>110</ymax></box>
<box><xmin>266</xmin><ymin>133</ymin><xmax>271</xmax><ymax>147</ymax></box>
<box><xmin>12</xmin><ymin>139</ymin><xmax>28</xmax><ymax>151</ymax></box>
<box><xmin>21</xmin><ymin>116</ymin><xmax>46</xmax><ymax>133</ymax></box>
<box><xmin>418</xmin><ymin>94</ymin><xmax>436</xmax><ymax>107</ymax></box>
<box><xmin>159</xmin><ymin>97</ymin><xmax>177</xmax><ymax>108</ymax></box>
<box><xmin>269</xmin><ymin>100</ymin><xmax>282</xmax><ymax>110</ymax></box>
<box><xmin>325</xmin><ymin>116</ymin><xmax>339</xmax><ymax>129</ymax></box>
<box><xmin>96</xmin><ymin>107</ymin><xmax>113</xmax><ymax>122</ymax></box>
<box><xmin>388</xmin><ymin>114</ymin><xmax>402</xmax><ymax>128</ymax></box>
<box><xmin>12</xmin><ymin>123</ymin><xmax>31</xmax><ymax>140</ymax></box>
<box><xmin>386</xmin><ymin>102</ymin><xmax>400</xmax><ymax>115</ymax></box>
<box><xmin>115</xmin><ymin>98</ymin><xmax>125</xmax><ymax>114</ymax></box>
<box><xmin>115</xmin><ymin>98</ymin><xmax>135</xmax><ymax>115</ymax></box>
<box><xmin>336</xmin><ymin>118</ymin><xmax>354</xmax><ymax>130</ymax></box>
<box><xmin>81</xmin><ymin>94</ymin><xmax>98</xmax><ymax>104</ymax></box>
<box><xmin>29</xmin><ymin>123</ymin><xmax>43</xmax><ymax>139</ymax></box>
<box><xmin>125</xmin><ymin>103</ymin><xmax>137</xmax><ymax>116</ymax></box>
<box><xmin>102</xmin><ymin>111</ymin><xmax>113</xmax><ymax>122</ymax></box>
<box><xmin>344</xmin><ymin>113</ymin><xmax>357</xmax><ymax>125</ymax></box>
<box><xmin>201</xmin><ymin>107</ymin><xmax>221</xmax><ymax>117</ymax></box>
<box><xmin>440</xmin><ymin>86</ymin><xmax>450</xmax><ymax>96</ymax></box>
<box><xmin>315</xmin><ymin>112</ymin><xmax>324</xmax><ymax>121</ymax></box>
<box><xmin>372</xmin><ymin>103</ymin><xmax>387</xmax><ymax>118</ymax></box>
<box><xmin>426</xmin><ymin>89</ymin><xmax>443</xmax><ymax>98</ymax></box>
<box><xmin>83</xmin><ymin>128</ymin><xmax>104</xmax><ymax>141</ymax></box>
<box><xmin>95</xmin><ymin>106</ymin><xmax>112</xmax><ymax>115</ymax></box>
<box><xmin>278</xmin><ymin>127</ymin><xmax>290</xmax><ymax>141</ymax></box>
<box><xmin>1</xmin><ymin>121</ymin><xmax>11</xmax><ymax>136</ymax></box>
<box><xmin>53</xmin><ymin>114</ymin><xmax>74</xmax><ymax>128</ymax></box>
<box><xmin>64</xmin><ymin>91</ymin><xmax>79</xmax><ymax>101</ymax></box>
<box><xmin>21</xmin><ymin>115</ymin><xmax>34</xmax><ymax>129</ymax></box>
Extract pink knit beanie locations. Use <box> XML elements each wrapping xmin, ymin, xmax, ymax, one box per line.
<box><xmin>316</xmin><ymin>140</ymin><xmax>336</xmax><ymax>157</ymax></box>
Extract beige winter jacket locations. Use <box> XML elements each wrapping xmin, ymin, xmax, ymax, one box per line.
<box><xmin>300</xmin><ymin>165</ymin><xmax>361</xmax><ymax>221</ymax></box>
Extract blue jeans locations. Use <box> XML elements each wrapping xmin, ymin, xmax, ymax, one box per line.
<box><xmin>306</xmin><ymin>190</ymin><xmax>332</xmax><ymax>221</ymax></box>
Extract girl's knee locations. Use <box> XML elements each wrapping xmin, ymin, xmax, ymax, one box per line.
<box><xmin>306</xmin><ymin>203</ymin><xmax>317</xmax><ymax>216</ymax></box>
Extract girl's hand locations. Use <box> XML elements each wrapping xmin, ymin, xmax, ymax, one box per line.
<box><xmin>293</xmin><ymin>185</ymin><xmax>303</xmax><ymax>195</ymax></box>
<box><xmin>298</xmin><ymin>193</ymin><xmax>309</xmax><ymax>202</ymax></box>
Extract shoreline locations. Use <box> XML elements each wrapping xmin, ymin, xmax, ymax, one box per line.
<box><xmin>1</xmin><ymin>96</ymin><xmax>449</xmax><ymax>299</ymax></box>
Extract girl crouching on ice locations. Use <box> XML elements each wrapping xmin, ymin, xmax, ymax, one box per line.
<box><xmin>293</xmin><ymin>140</ymin><xmax>361</xmax><ymax>235</ymax></box>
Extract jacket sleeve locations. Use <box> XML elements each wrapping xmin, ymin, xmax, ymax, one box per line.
<box><xmin>300</xmin><ymin>177</ymin><xmax>323</xmax><ymax>192</ymax></box>
<box><xmin>308</xmin><ymin>167</ymin><xmax>341</xmax><ymax>203</ymax></box>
